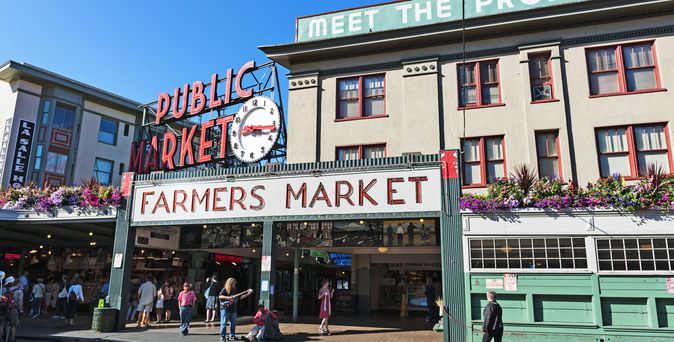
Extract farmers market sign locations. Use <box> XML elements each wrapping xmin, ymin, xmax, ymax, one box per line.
<box><xmin>296</xmin><ymin>0</ymin><xmax>588</xmax><ymax>42</ymax></box>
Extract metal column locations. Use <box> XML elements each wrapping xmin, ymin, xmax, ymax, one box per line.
<box><xmin>259</xmin><ymin>220</ymin><xmax>276</xmax><ymax>310</ymax></box>
<box><xmin>439</xmin><ymin>150</ymin><xmax>466</xmax><ymax>341</ymax></box>
<box><xmin>292</xmin><ymin>247</ymin><xmax>299</xmax><ymax>322</ymax></box>
<box><xmin>108</xmin><ymin>194</ymin><xmax>136</xmax><ymax>330</ymax></box>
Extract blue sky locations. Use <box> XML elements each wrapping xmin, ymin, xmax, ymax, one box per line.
<box><xmin>0</xmin><ymin>1</ymin><xmax>382</xmax><ymax>103</ymax></box>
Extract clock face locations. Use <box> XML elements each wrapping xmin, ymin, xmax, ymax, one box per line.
<box><xmin>229</xmin><ymin>96</ymin><xmax>281</xmax><ymax>163</ymax></box>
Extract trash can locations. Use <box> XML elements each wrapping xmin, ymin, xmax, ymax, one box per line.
<box><xmin>91</xmin><ymin>307</ymin><xmax>118</xmax><ymax>332</ymax></box>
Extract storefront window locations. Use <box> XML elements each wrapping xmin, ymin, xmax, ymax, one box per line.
<box><xmin>597</xmin><ymin>237</ymin><xmax>674</xmax><ymax>271</ymax></box>
<box><xmin>469</xmin><ymin>237</ymin><xmax>588</xmax><ymax>270</ymax></box>
<box><xmin>383</xmin><ymin>220</ymin><xmax>437</xmax><ymax>247</ymax></box>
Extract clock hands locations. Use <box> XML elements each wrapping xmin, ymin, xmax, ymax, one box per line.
<box><xmin>240</xmin><ymin>124</ymin><xmax>277</xmax><ymax>135</ymax></box>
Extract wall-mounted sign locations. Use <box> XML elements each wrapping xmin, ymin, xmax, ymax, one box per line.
<box><xmin>130</xmin><ymin>168</ymin><xmax>441</xmax><ymax>224</ymax></box>
<box><xmin>486</xmin><ymin>278</ymin><xmax>504</xmax><ymax>289</ymax></box>
<box><xmin>3</xmin><ymin>253</ymin><xmax>21</xmax><ymax>261</ymax></box>
<box><xmin>211</xmin><ymin>253</ymin><xmax>243</xmax><ymax>263</ymax></box>
<box><xmin>296</xmin><ymin>0</ymin><xmax>589</xmax><ymax>42</ymax></box>
<box><xmin>504</xmin><ymin>273</ymin><xmax>518</xmax><ymax>292</ymax></box>
<box><xmin>129</xmin><ymin>61</ymin><xmax>283</xmax><ymax>174</ymax></box>
<box><xmin>0</xmin><ymin>118</ymin><xmax>13</xmax><ymax>178</ymax></box>
<box><xmin>9</xmin><ymin>120</ymin><xmax>35</xmax><ymax>189</ymax></box>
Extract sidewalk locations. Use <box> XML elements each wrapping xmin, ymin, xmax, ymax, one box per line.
<box><xmin>16</xmin><ymin>313</ymin><xmax>441</xmax><ymax>342</ymax></box>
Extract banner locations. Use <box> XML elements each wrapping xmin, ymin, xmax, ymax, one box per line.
<box><xmin>9</xmin><ymin>120</ymin><xmax>35</xmax><ymax>189</ymax></box>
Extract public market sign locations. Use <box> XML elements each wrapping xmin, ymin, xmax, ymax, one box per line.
<box><xmin>130</xmin><ymin>168</ymin><xmax>441</xmax><ymax>224</ymax></box>
<box><xmin>296</xmin><ymin>0</ymin><xmax>588</xmax><ymax>42</ymax></box>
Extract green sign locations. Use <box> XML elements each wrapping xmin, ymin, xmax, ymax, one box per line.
<box><xmin>297</xmin><ymin>0</ymin><xmax>588</xmax><ymax>42</ymax></box>
<box><xmin>309</xmin><ymin>250</ymin><xmax>330</xmax><ymax>260</ymax></box>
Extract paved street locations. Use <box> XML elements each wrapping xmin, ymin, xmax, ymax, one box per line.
<box><xmin>15</xmin><ymin>313</ymin><xmax>441</xmax><ymax>342</ymax></box>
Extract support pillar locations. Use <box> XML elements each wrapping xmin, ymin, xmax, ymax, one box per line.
<box><xmin>16</xmin><ymin>249</ymin><xmax>25</xmax><ymax>275</ymax></box>
<box><xmin>259</xmin><ymin>220</ymin><xmax>276</xmax><ymax>310</ymax></box>
<box><xmin>292</xmin><ymin>248</ymin><xmax>299</xmax><ymax>322</ymax></box>
<box><xmin>108</xmin><ymin>195</ymin><xmax>136</xmax><ymax>330</ymax></box>
<box><xmin>439</xmin><ymin>150</ymin><xmax>466</xmax><ymax>342</ymax></box>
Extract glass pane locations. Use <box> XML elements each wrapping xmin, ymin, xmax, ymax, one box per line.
<box><xmin>539</xmin><ymin>158</ymin><xmax>559</xmax><ymax>179</ymax></box>
<box><xmin>529</xmin><ymin>55</ymin><xmax>550</xmax><ymax>79</ymax></box>
<box><xmin>480</xmin><ymin>62</ymin><xmax>498</xmax><ymax>83</ymax></box>
<box><xmin>536</xmin><ymin>132</ymin><xmax>558</xmax><ymax>157</ymax></box>
<box><xmin>590</xmin><ymin>72</ymin><xmax>619</xmax><ymax>95</ymax></box>
<box><xmin>363</xmin><ymin>98</ymin><xmax>384</xmax><ymax>116</ymax></box>
<box><xmin>487</xmin><ymin>161</ymin><xmax>504</xmax><ymax>182</ymax></box>
<box><xmin>98</xmin><ymin>118</ymin><xmax>118</xmax><ymax>145</ymax></box>
<box><xmin>53</xmin><ymin>103</ymin><xmax>76</xmax><ymax>130</ymax></box>
<box><xmin>634</xmin><ymin>125</ymin><xmax>666</xmax><ymax>151</ymax></box>
<box><xmin>34</xmin><ymin>145</ymin><xmax>43</xmax><ymax>169</ymax></box>
<box><xmin>459</xmin><ymin>64</ymin><xmax>476</xmax><ymax>85</ymax></box>
<box><xmin>463</xmin><ymin>139</ymin><xmax>480</xmax><ymax>162</ymax></box>
<box><xmin>339</xmin><ymin>79</ymin><xmax>359</xmax><ymax>98</ymax></box>
<box><xmin>588</xmin><ymin>48</ymin><xmax>617</xmax><ymax>71</ymax></box>
<box><xmin>461</xmin><ymin>87</ymin><xmax>477</xmax><ymax>106</ymax></box>
<box><xmin>637</xmin><ymin>151</ymin><xmax>670</xmax><ymax>175</ymax></box>
<box><xmin>622</xmin><ymin>44</ymin><xmax>654</xmax><ymax>68</ymax></box>
<box><xmin>626</xmin><ymin>68</ymin><xmax>657</xmax><ymax>91</ymax></box>
<box><xmin>45</xmin><ymin>152</ymin><xmax>68</xmax><ymax>174</ymax></box>
<box><xmin>599</xmin><ymin>155</ymin><xmax>630</xmax><ymax>178</ymax></box>
<box><xmin>363</xmin><ymin>76</ymin><xmax>384</xmax><ymax>96</ymax></box>
<box><xmin>481</xmin><ymin>85</ymin><xmax>499</xmax><ymax>105</ymax></box>
<box><xmin>337</xmin><ymin>147</ymin><xmax>359</xmax><ymax>161</ymax></box>
<box><xmin>338</xmin><ymin>100</ymin><xmax>359</xmax><ymax>118</ymax></box>
<box><xmin>464</xmin><ymin>163</ymin><xmax>482</xmax><ymax>185</ymax></box>
<box><xmin>485</xmin><ymin>137</ymin><xmax>503</xmax><ymax>160</ymax></box>
<box><xmin>597</xmin><ymin>128</ymin><xmax>628</xmax><ymax>153</ymax></box>
<box><xmin>362</xmin><ymin>145</ymin><xmax>385</xmax><ymax>159</ymax></box>
<box><xmin>41</xmin><ymin>101</ymin><xmax>50</xmax><ymax>125</ymax></box>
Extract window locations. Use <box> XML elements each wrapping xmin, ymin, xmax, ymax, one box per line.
<box><xmin>469</xmin><ymin>237</ymin><xmax>587</xmax><ymax>270</ymax></box>
<box><xmin>34</xmin><ymin>145</ymin><xmax>43</xmax><ymax>170</ymax></box>
<box><xmin>529</xmin><ymin>52</ymin><xmax>554</xmax><ymax>101</ymax></box>
<box><xmin>596</xmin><ymin>238</ymin><xmax>674</xmax><ymax>271</ymax></box>
<box><xmin>45</xmin><ymin>151</ymin><xmax>68</xmax><ymax>174</ymax></box>
<box><xmin>41</xmin><ymin>101</ymin><xmax>50</xmax><ymax>125</ymax></box>
<box><xmin>98</xmin><ymin>118</ymin><xmax>118</xmax><ymax>145</ymax></box>
<box><xmin>119</xmin><ymin>163</ymin><xmax>125</xmax><ymax>175</ymax></box>
<box><xmin>596</xmin><ymin>124</ymin><xmax>671</xmax><ymax>178</ymax></box>
<box><xmin>587</xmin><ymin>41</ymin><xmax>660</xmax><ymax>96</ymax></box>
<box><xmin>462</xmin><ymin>136</ymin><xmax>505</xmax><ymax>186</ymax></box>
<box><xmin>53</xmin><ymin>103</ymin><xmax>76</xmax><ymax>130</ymax></box>
<box><xmin>94</xmin><ymin>158</ymin><xmax>114</xmax><ymax>185</ymax></box>
<box><xmin>337</xmin><ymin>74</ymin><xmax>385</xmax><ymax>119</ymax></box>
<box><xmin>123</xmin><ymin>123</ymin><xmax>130</xmax><ymax>137</ymax></box>
<box><xmin>336</xmin><ymin>144</ymin><xmax>386</xmax><ymax>161</ymax></box>
<box><xmin>458</xmin><ymin>60</ymin><xmax>501</xmax><ymax>107</ymax></box>
<box><xmin>536</xmin><ymin>131</ymin><xmax>562</xmax><ymax>179</ymax></box>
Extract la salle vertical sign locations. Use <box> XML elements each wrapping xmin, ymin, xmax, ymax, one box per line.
<box><xmin>9</xmin><ymin>120</ymin><xmax>35</xmax><ymax>189</ymax></box>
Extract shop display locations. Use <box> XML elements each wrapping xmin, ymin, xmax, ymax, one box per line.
<box><xmin>383</xmin><ymin>219</ymin><xmax>438</xmax><ymax>247</ymax></box>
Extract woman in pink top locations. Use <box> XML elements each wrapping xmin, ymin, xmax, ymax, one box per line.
<box><xmin>318</xmin><ymin>280</ymin><xmax>335</xmax><ymax>336</ymax></box>
<box><xmin>177</xmin><ymin>283</ymin><xmax>196</xmax><ymax>336</ymax></box>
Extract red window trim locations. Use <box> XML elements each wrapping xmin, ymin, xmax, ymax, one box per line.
<box><xmin>586</xmin><ymin>40</ymin><xmax>664</xmax><ymax>97</ymax></box>
<box><xmin>461</xmin><ymin>135</ymin><xmax>507</xmax><ymax>188</ymax></box>
<box><xmin>529</xmin><ymin>52</ymin><xmax>557</xmax><ymax>103</ymax></box>
<box><xmin>336</xmin><ymin>73</ymin><xmax>386</xmax><ymax>121</ymax></box>
<box><xmin>595</xmin><ymin>122</ymin><xmax>674</xmax><ymax>179</ymax></box>
<box><xmin>535</xmin><ymin>130</ymin><xmax>563</xmax><ymax>180</ymax></box>
<box><xmin>335</xmin><ymin>143</ymin><xmax>387</xmax><ymax>161</ymax></box>
<box><xmin>457</xmin><ymin>59</ymin><xmax>503</xmax><ymax>109</ymax></box>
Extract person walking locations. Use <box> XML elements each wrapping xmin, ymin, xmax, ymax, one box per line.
<box><xmin>45</xmin><ymin>277</ymin><xmax>59</xmax><ymax>316</ymax></box>
<box><xmin>8</xmin><ymin>279</ymin><xmax>24</xmax><ymax>320</ymax></box>
<box><xmin>396</xmin><ymin>223</ymin><xmax>404</xmax><ymax>246</ymax></box>
<box><xmin>155</xmin><ymin>288</ymin><xmax>164</xmax><ymax>324</ymax></box>
<box><xmin>161</xmin><ymin>279</ymin><xmax>176</xmax><ymax>323</ymax></box>
<box><xmin>65</xmin><ymin>275</ymin><xmax>84</xmax><ymax>326</ymax></box>
<box><xmin>1</xmin><ymin>276</ymin><xmax>20</xmax><ymax>342</ymax></box>
<box><xmin>218</xmin><ymin>278</ymin><xmax>252</xmax><ymax>342</ymax></box>
<box><xmin>424</xmin><ymin>277</ymin><xmax>437</xmax><ymax>322</ymax></box>
<box><xmin>177</xmin><ymin>282</ymin><xmax>196</xmax><ymax>336</ymax></box>
<box><xmin>127</xmin><ymin>279</ymin><xmax>139</xmax><ymax>321</ymax></box>
<box><xmin>204</xmin><ymin>274</ymin><xmax>222</xmax><ymax>323</ymax></box>
<box><xmin>137</xmin><ymin>275</ymin><xmax>157</xmax><ymax>328</ymax></box>
<box><xmin>318</xmin><ymin>280</ymin><xmax>334</xmax><ymax>336</ymax></box>
<box><xmin>482</xmin><ymin>291</ymin><xmax>504</xmax><ymax>342</ymax></box>
<box><xmin>55</xmin><ymin>274</ymin><xmax>69</xmax><ymax>319</ymax></box>
<box><xmin>29</xmin><ymin>277</ymin><xmax>45</xmax><ymax>318</ymax></box>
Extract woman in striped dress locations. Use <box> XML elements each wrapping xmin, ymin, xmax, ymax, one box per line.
<box><xmin>318</xmin><ymin>280</ymin><xmax>334</xmax><ymax>336</ymax></box>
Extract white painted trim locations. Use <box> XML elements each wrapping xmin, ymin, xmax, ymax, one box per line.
<box><xmin>463</xmin><ymin>238</ymin><xmax>471</xmax><ymax>273</ymax></box>
<box><xmin>0</xmin><ymin>206</ymin><xmax>116</xmax><ymax>223</ymax></box>
<box><xmin>586</xmin><ymin>236</ymin><xmax>599</xmax><ymax>273</ymax></box>
<box><xmin>468</xmin><ymin>268</ymin><xmax>593</xmax><ymax>274</ymax></box>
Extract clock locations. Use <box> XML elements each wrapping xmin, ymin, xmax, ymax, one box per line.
<box><xmin>229</xmin><ymin>95</ymin><xmax>281</xmax><ymax>163</ymax></box>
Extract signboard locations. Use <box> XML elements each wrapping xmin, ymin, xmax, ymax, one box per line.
<box><xmin>389</xmin><ymin>262</ymin><xmax>441</xmax><ymax>271</ymax></box>
<box><xmin>329</xmin><ymin>253</ymin><xmax>352</xmax><ymax>266</ymax></box>
<box><xmin>0</xmin><ymin>118</ymin><xmax>13</xmax><ymax>178</ymax></box>
<box><xmin>130</xmin><ymin>168</ymin><xmax>441</xmax><ymax>224</ymax></box>
<box><xmin>135</xmin><ymin>227</ymin><xmax>180</xmax><ymax>250</ymax></box>
<box><xmin>211</xmin><ymin>253</ymin><xmax>243</xmax><ymax>263</ymax></box>
<box><xmin>667</xmin><ymin>277</ymin><xmax>674</xmax><ymax>294</ymax></box>
<box><xmin>486</xmin><ymin>278</ymin><xmax>504</xmax><ymax>289</ymax></box>
<box><xmin>504</xmin><ymin>273</ymin><xmax>518</xmax><ymax>292</ymax></box>
<box><xmin>296</xmin><ymin>0</ymin><xmax>589</xmax><ymax>42</ymax></box>
<box><xmin>3</xmin><ymin>253</ymin><xmax>21</xmax><ymax>261</ymax></box>
<box><xmin>261</xmin><ymin>255</ymin><xmax>272</xmax><ymax>272</ymax></box>
<box><xmin>9</xmin><ymin>120</ymin><xmax>35</xmax><ymax>189</ymax></box>
<box><xmin>113</xmin><ymin>253</ymin><xmax>123</xmax><ymax>268</ymax></box>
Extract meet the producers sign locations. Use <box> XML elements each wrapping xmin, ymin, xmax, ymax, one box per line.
<box><xmin>297</xmin><ymin>0</ymin><xmax>589</xmax><ymax>42</ymax></box>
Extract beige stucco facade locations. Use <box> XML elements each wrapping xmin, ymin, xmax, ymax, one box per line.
<box><xmin>263</xmin><ymin>1</ymin><xmax>674</xmax><ymax>188</ymax></box>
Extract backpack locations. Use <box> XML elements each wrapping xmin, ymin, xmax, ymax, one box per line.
<box><xmin>68</xmin><ymin>285</ymin><xmax>79</xmax><ymax>302</ymax></box>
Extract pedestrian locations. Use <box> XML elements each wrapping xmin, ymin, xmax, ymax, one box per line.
<box><xmin>65</xmin><ymin>275</ymin><xmax>84</xmax><ymax>326</ymax></box>
<box><xmin>386</xmin><ymin>224</ymin><xmax>393</xmax><ymax>246</ymax></box>
<box><xmin>8</xmin><ymin>279</ymin><xmax>24</xmax><ymax>320</ymax></box>
<box><xmin>155</xmin><ymin>288</ymin><xmax>164</xmax><ymax>324</ymax></box>
<box><xmin>396</xmin><ymin>223</ymin><xmax>404</xmax><ymax>246</ymax></box>
<box><xmin>218</xmin><ymin>278</ymin><xmax>252</xmax><ymax>342</ymax></box>
<box><xmin>127</xmin><ymin>279</ymin><xmax>139</xmax><ymax>321</ymax></box>
<box><xmin>161</xmin><ymin>279</ymin><xmax>176</xmax><ymax>323</ymax></box>
<box><xmin>29</xmin><ymin>277</ymin><xmax>45</xmax><ymax>318</ymax></box>
<box><xmin>482</xmin><ymin>291</ymin><xmax>503</xmax><ymax>342</ymax></box>
<box><xmin>318</xmin><ymin>280</ymin><xmax>334</xmax><ymax>336</ymax></box>
<box><xmin>100</xmin><ymin>276</ymin><xmax>110</xmax><ymax>303</ymax></box>
<box><xmin>55</xmin><ymin>274</ymin><xmax>69</xmax><ymax>319</ymax></box>
<box><xmin>177</xmin><ymin>282</ymin><xmax>196</xmax><ymax>336</ymax></box>
<box><xmin>204</xmin><ymin>274</ymin><xmax>222</xmax><ymax>323</ymax></box>
<box><xmin>424</xmin><ymin>277</ymin><xmax>436</xmax><ymax>322</ymax></box>
<box><xmin>46</xmin><ymin>277</ymin><xmax>59</xmax><ymax>315</ymax></box>
<box><xmin>1</xmin><ymin>276</ymin><xmax>20</xmax><ymax>342</ymax></box>
<box><xmin>18</xmin><ymin>271</ymin><xmax>29</xmax><ymax>293</ymax></box>
<box><xmin>407</xmin><ymin>221</ymin><xmax>416</xmax><ymax>246</ymax></box>
<box><xmin>137</xmin><ymin>275</ymin><xmax>157</xmax><ymax>328</ymax></box>
<box><xmin>241</xmin><ymin>304</ymin><xmax>274</xmax><ymax>342</ymax></box>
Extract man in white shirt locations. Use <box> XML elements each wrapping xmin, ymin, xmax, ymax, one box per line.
<box><xmin>137</xmin><ymin>275</ymin><xmax>157</xmax><ymax>328</ymax></box>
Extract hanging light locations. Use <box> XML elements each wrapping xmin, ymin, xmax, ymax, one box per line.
<box><xmin>203</xmin><ymin>225</ymin><xmax>208</xmax><ymax>229</ymax></box>
<box><xmin>171</xmin><ymin>251</ymin><xmax>176</xmax><ymax>255</ymax></box>
<box><xmin>359</xmin><ymin>220</ymin><xmax>364</xmax><ymax>225</ymax></box>
<box><xmin>30</xmin><ymin>256</ymin><xmax>39</xmax><ymax>265</ymax></box>
<box><xmin>89</xmin><ymin>232</ymin><xmax>94</xmax><ymax>236</ymax></box>
<box><xmin>285</xmin><ymin>252</ymin><xmax>290</xmax><ymax>257</ymax></box>
<box><xmin>47</xmin><ymin>234</ymin><xmax>52</xmax><ymax>239</ymax></box>
<box><xmin>377</xmin><ymin>247</ymin><xmax>389</xmax><ymax>254</ymax></box>
<box><xmin>252</xmin><ymin>249</ymin><xmax>256</xmax><ymax>253</ymax></box>
<box><xmin>28</xmin><ymin>249</ymin><xmax>38</xmax><ymax>254</ymax></box>
<box><xmin>251</xmin><ymin>223</ymin><xmax>256</xmax><ymax>227</ymax></box>
<box><xmin>303</xmin><ymin>222</ymin><xmax>308</xmax><ymax>226</ymax></box>
<box><xmin>39</xmin><ymin>245</ymin><xmax>44</xmax><ymax>249</ymax></box>
<box><xmin>419</xmin><ymin>219</ymin><xmax>425</xmax><ymax>223</ymax></box>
